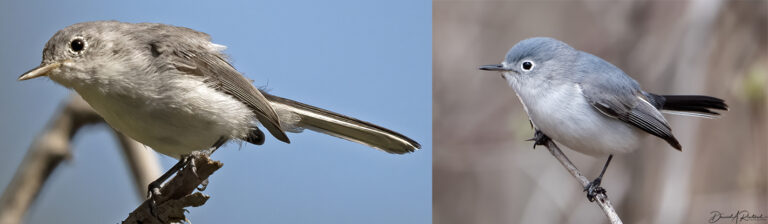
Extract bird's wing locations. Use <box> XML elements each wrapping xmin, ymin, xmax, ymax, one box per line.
<box><xmin>579</xmin><ymin>82</ymin><xmax>681</xmax><ymax>150</ymax></box>
<box><xmin>150</xmin><ymin>40</ymin><xmax>290</xmax><ymax>143</ymax></box>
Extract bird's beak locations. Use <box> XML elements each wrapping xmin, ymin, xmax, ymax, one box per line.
<box><xmin>18</xmin><ymin>62</ymin><xmax>61</xmax><ymax>81</ymax></box>
<box><xmin>478</xmin><ymin>64</ymin><xmax>511</xmax><ymax>71</ymax></box>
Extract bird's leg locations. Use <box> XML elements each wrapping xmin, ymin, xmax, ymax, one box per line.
<box><xmin>146</xmin><ymin>137</ymin><xmax>227</xmax><ymax>216</ymax></box>
<box><xmin>147</xmin><ymin>154</ymin><xmax>193</xmax><ymax>216</ymax></box>
<box><xmin>526</xmin><ymin>129</ymin><xmax>551</xmax><ymax>149</ymax></box>
<box><xmin>207</xmin><ymin>137</ymin><xmax>228</xmax><ymax>155</ymax></box>
<box><xmin>584</xmin><ymin>154</ymin><xmax>613</xmax><ymax>202</ymax></box>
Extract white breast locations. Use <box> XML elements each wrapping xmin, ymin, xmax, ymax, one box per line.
<box><xmin>73</xmin><ymin>72</ymin><xmax>255</xmax><ymax>158</ymax></box>
<box><xmin>508</xmin><ymin>77</ymin><xmax>645</xmax><ymax>156</ymax></box>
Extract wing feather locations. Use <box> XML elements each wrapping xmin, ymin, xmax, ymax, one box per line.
<box><xmin>580</xmin><ymin>84</ymin><xmax>681</xmax><ymax>150</ymax></box>
<box><xmin>149</xmin><ymin>38</ymin><xmax>290</xmax><ymax>143</ymax></box>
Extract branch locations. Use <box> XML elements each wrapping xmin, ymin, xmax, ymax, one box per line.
<box><xmin>123</xmin><ymin>153</ymin><xmax>222</xmax><ymax>224</ymax></box>
<box><xmin>543</xmin><ymin>140</ymin><xmax>623</xmax><ymax>224</ymax></box>
<box><xmin>0</xmin><ymin>95</ymin><xmax>103</xmax><ymax>224</ymax></box>
<box><xmin>0</xmin><ymin>94</ymin><xmax>163</xmax><ymax>224</ymax></box>
<box><xmin>113</xmin><ymin>131</ymin><xmax>162</xmax><ymax>200</ymax></box>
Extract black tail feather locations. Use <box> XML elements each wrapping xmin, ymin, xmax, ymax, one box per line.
<box><xmin>662</xmin><ymin>95</ymin><xmax>728</xmax><ymax>110</ymax></box>
<box><xmin>243</xmin><ymin>127</ymin><xmax>265</xmax><ymax>145</ymax></box>
<box><xmin>647</xmin><ymin>94</ymin><xmax>728</xmax><ymax>116</ymax></box>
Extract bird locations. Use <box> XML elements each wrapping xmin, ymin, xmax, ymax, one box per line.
<box><xmin>18</xmin><ymin>21</ymin><xmax>420</xmax><ymax>206</ymax></box>
<box><xmin>479</xmin><ymin>37</ymin><xmax>727</xmax><ymax>200</ymax></box>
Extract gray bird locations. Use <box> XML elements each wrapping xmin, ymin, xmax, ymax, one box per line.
<box><xmin>18</xmin><ymin>21</ymin><xmax>420</xmax><ymax>202</ymax></box>
<box><xmin>480</xmin><ymin>37</ymin><xmax>727</xmax><ymax>200</ymax></box>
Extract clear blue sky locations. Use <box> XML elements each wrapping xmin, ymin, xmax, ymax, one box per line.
<box><xmin>0</xmin><ymin>0</ymin><xmax>431</xmax><ymax>223</ymax></box>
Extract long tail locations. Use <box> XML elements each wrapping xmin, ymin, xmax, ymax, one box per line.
<box><xmin>261</xmin><ymin>92</ymin><xmax>420</xmax><ymax>154</ymax></box>
<box><xmin>646</xmin><ymin>94</ymin><xmax>728</xmax><ymax>118</ymax></box>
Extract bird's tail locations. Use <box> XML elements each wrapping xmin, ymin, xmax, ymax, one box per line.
<box><xmin>261</xmin><ymin>92</ymin><xmax>420</xmax><ymax>154</ymax></box>
<box><xmin>649</xmin><ymin>94</ymin><xmax>728</xmax><ymax>118</ymax></box>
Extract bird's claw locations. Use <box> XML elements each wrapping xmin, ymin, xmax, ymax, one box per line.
<box><xmin>147</xmin><ymin>182</ymin><xmax>162</xmax><ymax>217</ymax></box>
<box><xmin>526</xmin><ymin>130</ymin><xmax>550</xmax><ymax>149</ymax></box>
<box><xmin>583</xmin><ymin>177</ymin><xmax>607</xmax><ymax>202</ymax></box>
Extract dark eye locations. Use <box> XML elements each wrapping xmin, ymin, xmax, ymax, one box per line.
<box><xmin>70</xmin><ymin>38</ymin><xmax>85</xmax><ymax>52</ymax></box>
<box><xmin>521</xmin><ymin>61</ymin><xmax>534</xmax><ymax>71</ymax></box>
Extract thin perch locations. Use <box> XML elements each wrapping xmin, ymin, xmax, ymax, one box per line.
<box><xmin>543</xmin><ymin>139</ymin><xmax>623</xmax><ymax>224</ymax></box>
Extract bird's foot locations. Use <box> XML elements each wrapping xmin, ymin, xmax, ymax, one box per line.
<box><xmin>187</xmin><ymin>151</ymin><xmax>215</xmax><ymax>191</ymax></box>
<box><xmin>145</xmin><ymin>154</ymin><xmax>196</xmax><ymax>217</ymax></box>
<box><xmin>526</xmin><ymin>130</ymin><xmax>550</xmax><ymax>149</ymax></box>
<box><xmin>583</xmin><ymin>177</ymin><xmax>606</xmax><ymax>202</ymax></box>
<box><xmin>146</xmin><ymin>181</ymin><xmax>162</xmax><ymax>218</ymax></box>
<box><xmin>584</xmin><ymin>154</ymin><xmax>614</xmax><ymax>202</ymax></box>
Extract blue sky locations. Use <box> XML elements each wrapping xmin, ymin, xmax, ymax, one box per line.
<box><xmin>0</xmin><ymin>0</ymin><xmax>431</xmax><ymax>223</ymax></box>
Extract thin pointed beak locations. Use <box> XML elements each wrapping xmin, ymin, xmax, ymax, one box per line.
<box><xmin>18</xmin><ymin>62</ymin><xmax>61</xmax><ymax>81</ymax></box>
<box><xmin>478</xmin><ymin>64</ymin><xmax>511</xmax><ymax>71</ymax></box>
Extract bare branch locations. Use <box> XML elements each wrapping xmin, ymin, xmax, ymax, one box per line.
<box><xmin>123</xmin><ymin>153</ymin><xmax>222</xmax><ymax>224</ymax></box>
<box><xmin>113</xmin><ymin>131</ymin><xmax>162</xmax><ymax>200</ymax></box>
<box><xmin>0</xmin><ymin>94</ymin><xmax>165</xmax><ymax>224</ymax></box>
<box><xmin>543</xmin><ymin>140</ymin><xmax>623</xmax><ymax>224</ymax></box>
<box><xmin>0</xmin><ymin>95</ymin><xmax>103</xmax><ymax>224</ymax></box>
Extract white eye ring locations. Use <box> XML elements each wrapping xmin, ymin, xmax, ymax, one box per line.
<box><xmin>521</xmin><ymin>61</ymin><xmax>534</xmax><ymax>71</ymax></box>
<box><xmin>68</xmin><ymin>36</ymin><xmax>88</xmax><ymax>55</ymax></box>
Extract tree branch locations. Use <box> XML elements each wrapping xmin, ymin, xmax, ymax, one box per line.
<box><xmin>123</xmin><ymin>153</ymin><xmax>222</xmax><ymax>224</ymax></box>
<box><xmin>0</xmin><ymin>94</ymin><xmax>163</xmax><ymax>224</ymax></box>
<box><xmin>113</xmin><ymin>131</ymin><xmax>162</xmax><ymax>200</ymax></box>
<box><xmin>0</xmin><ymin>95</ymin><xmax>103</xmax><ymax>224</ymax></box>
<box><xmin>543</xmin><ymin>140</ymin><xmax>623</xmax><ymax>224</ymax></box>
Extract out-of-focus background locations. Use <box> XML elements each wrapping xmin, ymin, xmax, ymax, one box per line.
<box><xmin>0</xmin><ymin>0</ymin><xmax>431</xmax><ymax>223</ymax></box>
<box><xmin>434</xmin><ymin>1</ymin><xmax>766</xmax><ymax>224</ymax></box>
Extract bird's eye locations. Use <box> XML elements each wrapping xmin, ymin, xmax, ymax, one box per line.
<box><xmin>521</xmin><ymin>61</ymin><xmax>534</xmax><ymax>71</ymax></box>
<box><xmin>70</xmin><ymin>38</ymin><xmax>86</xmax><ymax>53</ymax></box>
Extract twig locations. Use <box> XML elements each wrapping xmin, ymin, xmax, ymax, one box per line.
<box><xmin>543</xmin><ymin>139</ymin><xmax>623</xmax><ymax>224</ymax></box>
<box><xmin>113</xmin><ymin>131</ymin><xmax>162</xmax><ymax>200</ymax></box>
<box><xmin>0</xmin><ymin>95</ymin><xmax>103</xmax><ymax>224</ymax></box>
<box><xmin>122</xmin><ymin>153</ymin><xmax>222</xmax><ymax>224</ymax></box>
<box><xmin>0</xmin><ymin>94</ymin><xmax>163</xmax><ymax>224</ymax></box>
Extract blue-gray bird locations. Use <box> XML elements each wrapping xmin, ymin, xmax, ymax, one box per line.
<box><xmin>480</xmin><ymin>37</ymin><xmax>727</xmax><ymax>200</ymax></box>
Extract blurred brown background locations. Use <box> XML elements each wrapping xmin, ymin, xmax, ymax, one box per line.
<box><xmin>433</xmin><ymin>0</ymin><xmax>767</xmax><ymax>223</ymax></box>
